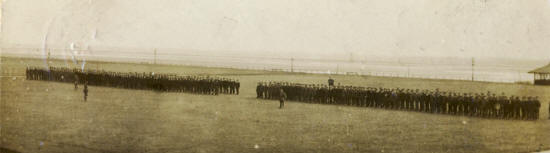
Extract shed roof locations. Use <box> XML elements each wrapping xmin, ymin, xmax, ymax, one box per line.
<box><xmin>528</xmin><ymin>63</ymin><xmax>550</xmax><ymax>74</ymax></box>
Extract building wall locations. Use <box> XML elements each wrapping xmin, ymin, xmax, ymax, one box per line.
<box><xmin>534</xmin><ymin>79</ymin><xmax>550</xmax><ymax>85</ymax></box>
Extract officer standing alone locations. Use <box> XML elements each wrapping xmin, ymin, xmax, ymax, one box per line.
<box><xmin>83</xmin><ymin>81</ymin><xmax>89</xmax><ymax>101</ymax></box>
<box><xmin>74</xmin><ymin>75</ymin><xmax>79</xmax><ymax>90</ymax></box>
<box><xmin>328</xmin><ymin>77</ymin><xmax>334</xmax><ymax>87</ymax></box>
<box><xmin>279</xmin><ymin>88</ymin><xmax>287</xmax><ymax>109</ymax></box>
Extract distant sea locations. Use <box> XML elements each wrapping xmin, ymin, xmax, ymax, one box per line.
<box><xmin>2</xmin><ymin>49</ymin><xmax>548</xmax><ymax>83</ymax></box>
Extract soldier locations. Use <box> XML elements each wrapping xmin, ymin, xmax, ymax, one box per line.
<box><xmin>534</xmin><ymin>97</ymin><xmax>541</xmax><ymax>120</ymax></box>
<box><xmin>497</xmin><ymin>93</ymin><xmax>508</xmax><ymax>119</ymax></box>
<box><xmin>328</xmin><ymin>77</ymin><xmax>334</xmax><ymax>87</ymax></box>
<box><xmin>513</xmin><ymin>96</ymin><xmax>521</xmax><ymax>119</ymax></box>
<box><xmin>74</xmin><ymin>74</ymin><xmax>79</xmax><ymax>90</ymax></box>
<box><xmin>521</xmin><ymin>96</ymin><xmax>528</xmax><ymax>120</ymax></box>
<box><xmin>470</xmin><ymin>93</ymin><xmax>478</xmax><ymax>116</ymax></box>
<box><xmin>422</xmin><ymin>90</ymin><xmax>429</xmax><ymax>113</ymax></box>
<box><xmin>83</xmin><ymin>81</ymin><xmax>89</xmax><ymax>101</ymax></box>
<box><xmin>279</xmin><ymin>88</ymin><xmax>287</xmax><ymax>109</ymax></box>
<box><xmin>428</xmin><ymin>91</ymin><xmax>436</xmax><ymax>113</ymax></box>
<box><xmin>25</xmin><ymin>67</ymin><xmax>29</xmax><ymax>79</ymax></box>
<box><xmin>502</xmin><ymin>95</ymin><xmax>512</xmax><ymax>119</ymax></box>
<box><xmin>236</xmin><ymin>80</ymin><xmax>240</xmax><ymax>95</ymax></box>
<box><xmin>413</xmin><ymin>89</ymin><xmax>420</xmax><ymax>111</ymax></box>
<box><xmin>256</xmin><ymin>82</ymin><xmax>263</xmax><ymax>98</ymax></box>
<box><xmin>527</xmin><ymin>97</ymin><xmax>534</xmax><ymax>120</ymax></box>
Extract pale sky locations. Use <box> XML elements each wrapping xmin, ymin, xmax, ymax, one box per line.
<box><xmin>1</xmin><ymin>0</ymin><xmax>550</xmax><ymax>60</ymax></box>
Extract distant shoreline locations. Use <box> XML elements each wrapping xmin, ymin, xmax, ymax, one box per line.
<box><xmin>1</xmin><ymin>55</ymin><xmax>540</xmax><ymax>87</ymax></box>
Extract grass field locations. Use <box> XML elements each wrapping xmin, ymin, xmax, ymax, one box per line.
<box><xmin>1</xmin><ymin>56</ymin><xmax>550</xmax><ymax>153</ymax></box>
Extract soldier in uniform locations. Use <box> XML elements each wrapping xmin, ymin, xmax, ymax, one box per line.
<box><xmin>279</xmin><ymin>88</ymin><xmax>287</xmax><ymax>109</ymax></box>
<box><xmin>513</xmin><ymin>96</ymin><xmax>521</xmax><ymax>119</ymax></box>
<box><xmin>328</xmin><ymin>77</ymin><xmax>334</xmax><ymax>87</ymax></box>
<box><xmin>74</xmin><ymin>74</ymin><xmax>79</xmax><ymax>90</ymax></box>
<box><xmin>421</xmin><ymin>90</ymin><xmax>428</xmax><ymax>112</ymax></box>
<box><xmin>256</xmin><ymin>82</ymin><xmax>263</xmax><ymax>98</ymax></box>
<box><xmin>235</xmin><ymin>80</ymin><xmax>240</xmax><ymax>95</ymax></box>
<box><xmin>534</xmin><ymin>97</ymin><xmax>541</xmax><ymax>120</ymax></box>
<box><xmin>521</xmin><ymin>96</ymin><xmax>528</xmax><ymax>120</ymax></box>
<box><xmin>83</xmin><ymin>81</ymin><xmax>89</xmax><ymax>101</ymax></box>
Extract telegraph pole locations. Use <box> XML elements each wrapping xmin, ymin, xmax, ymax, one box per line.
<box><xmin>518</xmin><ymin>69</ymin><xmax>521</xmax><ymax>81</ymax></box>
<box><xmin>154</xmin><ymin>49</ymin><xmax>157</xmax><ymax>65</ymax></box>
<box><xmin>290</xmin><ymin>57</ymin><xmax>294</xmax><ymax>72</ymax></box>
<box><xmin>407</xmin><ymin>65</ymin><xmax>410</xmax><ymax>77</ymax></box>
<box><xmin>471</xmin><ymin>57</ymin><xmax>475</xmax><ymax>81</ymax></box>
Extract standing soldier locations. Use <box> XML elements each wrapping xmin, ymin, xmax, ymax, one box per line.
<box><xmin>83</xmin><ymin>81</ymin><xmax>89</xmax><ymax>101</ymax></box>
<box><xmin>236</xmin><ymin>80</ymin><xmax>240</xmax><ymax>95</ymax></box>
<box><xmin>328</xmin><ymin>77</ymin><xmax>334</xmax><ymax>87</ymax></box>
<box><xmin>74</xmin><ymin>74</ymin><xmax>79</xmax><ymax>90</ymax></box>
<box><xmin>256</xmin><ymin>82</ymin><xmax>263</xmax><ymax>98</ymax></box>
<box><xmin>26</xmin><ymin>67</ymin><xmax>29</xmax><ymax>79</ymax></box>
<box><xmin>279</xmin><ymin>88</ymin><xmax>287</xmax><ymax>109</ymax></box>
<box><xmin>534</xmin><ymin>96</ymin><xmax>540</xmax><ymax>120</ymax></box>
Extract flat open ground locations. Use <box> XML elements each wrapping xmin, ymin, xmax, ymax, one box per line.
<box><xmin>1</xmin><ymin>56</ymin><xmax>550</xmax><ymax>153</ymax></box>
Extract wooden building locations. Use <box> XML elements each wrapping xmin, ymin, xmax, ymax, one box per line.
<box><xmin>528</xmin><ymin>63</ymin><xmax>550</xmax><ymax>85</ymax></box>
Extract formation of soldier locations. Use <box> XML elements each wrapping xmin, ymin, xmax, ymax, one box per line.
<box><xmin>23</xmin><ymin>67</ymin><xmax>545</xmax><ymax>120</ymax></box>
<box><xmin>257</xmin><ymin>82</ymin><xmax>541</xmax><ymax>120</ymax></box>
<box><xmin>26</xmin><ymin>67</ymin><xmax>240</xmax><ymax>95</ymax></box>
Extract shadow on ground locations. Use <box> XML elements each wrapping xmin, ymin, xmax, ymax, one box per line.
<box><xmin>0</xmin><ymin>147</ymin><xmax>21</xmax><ymax>153</ymax></box>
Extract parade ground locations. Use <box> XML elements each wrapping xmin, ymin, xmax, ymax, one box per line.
<box><xmin>2</xmin><ymin>56</ymin><xmax>550</xmax><ymax>153</ymax></box>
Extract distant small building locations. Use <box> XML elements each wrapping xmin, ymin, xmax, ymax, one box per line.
<box><xmin>528</xmin><ymin>63</ymin><xmax>550</xmax><ymax>85</ymax></box>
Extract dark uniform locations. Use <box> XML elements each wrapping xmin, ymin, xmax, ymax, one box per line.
<box><xmin>74</xmin><ymin>75</ymin><xmax>79</xmax><ymax>90</ymax></box>
<box><xmin>254</xmin><ymin>80</ymin><xmax>543</xmax><ymax>121</ymax></box>
<box><xmin>256</xmin><ymin>82</ymin><xmax>263</xmax><ymax>98</ymax></box>
<box><xmin>279</xmin><ymin>89</ymin><xmax>287</xmax><ymax>109</ymax></box>
<box><xmin>83</xmin><ymin>82</ymin><xmax>89</xmax><ymax>101</ymax></box>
